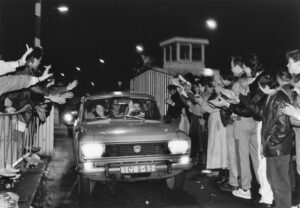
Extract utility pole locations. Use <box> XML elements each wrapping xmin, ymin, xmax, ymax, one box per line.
<box><xmin>35</xmin><ymin>0</ymin><xmax>42</xmax><ymax>47</ymax></box>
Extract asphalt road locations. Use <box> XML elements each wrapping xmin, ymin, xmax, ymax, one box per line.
<box><xmin>33</xmin><ymin>127</ymin><xmax>259</xmax><ymax>208</ymax></box>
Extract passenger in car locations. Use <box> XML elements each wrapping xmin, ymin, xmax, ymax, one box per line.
<box><xmin>95</xmin><ymin>104</ymin><xmax>107</xmax><ymax>118</ymax></box>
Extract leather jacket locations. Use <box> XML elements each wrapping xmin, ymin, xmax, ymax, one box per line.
<box><xmin>228</xmin><ymin>69</ymin><xmax>267</xmax><ymax>120</ymax></box>
<box><xmin>250</xmin><ymin>89</ymin><xmax>294</xmax><ymax>157</ymax></box>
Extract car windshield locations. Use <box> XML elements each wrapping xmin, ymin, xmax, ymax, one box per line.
<box><xmin>83</xmin><ymin>97</ymin><xmax>161</xmax><ymax>121</ymax></box>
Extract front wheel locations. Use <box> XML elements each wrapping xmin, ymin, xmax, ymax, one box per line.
<box><xmin>78</xmin><ymin>176</ymin><xmax>95</xmax><ymax>196</ymax></box>
<box><xmin>67</xmin><ymin>128</ymin><xmax>73</xmax><ymax>138</ymax></box>
<box><xmin>165</xmin><ymin>172</ymin><xmax>185</xmax><ymax>190</ymax></box>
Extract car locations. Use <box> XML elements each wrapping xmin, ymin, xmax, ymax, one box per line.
<box><xmin>73</xmin><ymin>91</ymin><xmax>193</xmax><ymax>196</ymax></box>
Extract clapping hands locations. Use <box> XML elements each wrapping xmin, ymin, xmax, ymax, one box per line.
<box><xmin>208</xmin><ymin>97</ymin><xmax>230</xmax><ymax>108</ymax></box>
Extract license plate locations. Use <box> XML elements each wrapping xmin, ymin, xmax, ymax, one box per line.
<box><xmin>120</xmin><ymin>165</ymin><xmax>156</xmax><ymax>174</ymax></box>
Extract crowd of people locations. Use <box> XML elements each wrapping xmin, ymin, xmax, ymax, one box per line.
<box><xmin>165</xmin><ymin>50</ymin><xmax>300</xmax><ymax>208</ymax></box>
<box><xmin>0</xmin><ymin>45</ymin><xmax>77</xmax><ymax>178</ymax></box>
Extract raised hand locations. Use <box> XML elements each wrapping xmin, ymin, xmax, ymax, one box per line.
<box><xmin>39</xmin><ymin>65</ymin><xmax>53</xmax><ymax>82</ymax></box>
<box><xmin>61</xmin><ymin>92</ymin><xmax>74</xmax><ymax>99</ymax></box>
<box><xmin>282</xmin><ymin>103</ymin><xmax>300</xmax><ymax>120</ymax></box>
<box><xmin>46</xmin><ymin>94</ymin><xmax>66</xmax><ymax>104</ymax></box>
<box><xmin>19</xmin><ymin>44</ymin><xmax>33</xmax><ymax>66</ymax></box>
<box><xmin>66</xmin><ymin>80</ymin><xmax>78</xmax><ymax>91</ymax></box>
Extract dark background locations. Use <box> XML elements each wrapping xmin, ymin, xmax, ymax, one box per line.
<box><xmin>0</xmin><ymin>0</ymin><xmax>299</xmax><ymax>95</ymax></box>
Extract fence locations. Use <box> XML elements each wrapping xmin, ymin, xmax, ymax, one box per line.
<box><xmin>130</xmin><ymin>69</ymin><xmax>173</xmax><ymax>116</ymax></box>
<box><xmin>0</xmin><ymin>107</ymin><xmax>54</xmax><ymax>169</ymax></box>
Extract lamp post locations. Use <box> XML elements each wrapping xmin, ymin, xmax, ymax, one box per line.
<box><xmin>34</xmin><ymin>1</ymin><xmax>69</xmax><ymax>46</ymax></box>
<box><xmin>206</xmin><ymin>18</ymin><xmax>217</xmax><ymax>30</ymax></box>
<box><xmin>57</xmin><ymin>5</ymin><xmax>69</xmax><ymax>13</ymax></box>
<box><xmin>34</xmin><ymin>0</ymin><xmax>42</xmax><ymax>47</ymax></box>
<box><xmin>135</xmin><ymin>44</ymin><xmax>144</xmax><ymax>53</ymax></box>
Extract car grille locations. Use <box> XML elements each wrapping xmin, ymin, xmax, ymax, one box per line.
<box><xmin>103</xmin><ymin>142</ymin><xmax>170</xmax><ymax>157</ymax></box>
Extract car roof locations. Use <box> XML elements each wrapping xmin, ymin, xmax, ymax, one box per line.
<box><xmin>84</xmin><ymin>91</ymin><xmax>156</xmax><ymax>101</ymax></box>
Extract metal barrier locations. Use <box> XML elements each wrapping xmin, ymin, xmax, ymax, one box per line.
<box><xmin>0</xmin><ymin>107</ymin><xmax>54</xmax><ymax>170</ymax></box>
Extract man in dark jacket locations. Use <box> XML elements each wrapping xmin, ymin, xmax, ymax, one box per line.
<box><xmin>255</xmin><ymin>74</ymin><xmax>294</xmax><ymax>208</ymax></box>
<box><xmin>166</xmin><ymin>84</ymin><xmax>184</xmax><ymax>119</ymax></box>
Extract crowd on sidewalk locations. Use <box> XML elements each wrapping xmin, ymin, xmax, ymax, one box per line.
<box><xmin>165</xmin><ymin>50</ymin><xmax>300</xmax><ymax>208</ymax></box>
<box><xmin>0</xmin><ymin>45</ymin><xmax>77</xmax><ymax>182</ymax></box>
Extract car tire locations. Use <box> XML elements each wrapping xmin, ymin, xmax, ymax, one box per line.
<box><xmin>165</xmin><ymin>172</ymin><xmax>185</xmax><ymax>190</ymax></box>
<box><xmin>78</xmin><ymin>175</ymin><xmax>94</xmax><ymax>196</ymax></box>
<box><xmin>67</xmin><ymin>128</ymin><xmax>73</xmax><ymax>138</ymax></box>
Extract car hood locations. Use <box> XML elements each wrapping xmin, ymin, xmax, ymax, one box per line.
<box><xmin>81</xmin><ymin>120</ymin><xmax>178</xmax><ymax>143</ymax></box>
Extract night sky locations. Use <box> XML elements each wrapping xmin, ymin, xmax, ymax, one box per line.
<box><xmin>0</xmin><ymin>0</ymin><xmax>300</xmax><ymax>94</ymax></box>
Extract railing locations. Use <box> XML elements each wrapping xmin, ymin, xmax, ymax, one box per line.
<box><xmin>0</xmin><ymin>107</ymin><xmax>54</xmax><ymax>170</ymax></box>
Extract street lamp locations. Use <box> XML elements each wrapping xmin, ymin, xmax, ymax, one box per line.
<box><xmin>99</xmin><ymin>59</ymin><xmax>105</xmax><ymax>64</ymax></box>
<box><xmin>76</xmin><ymin>67</ymin><xmax>81</xmax><ymax>71</ymax></box>
<box><xmin>206</xmin><ymin>18</ymin><xmax>217</xmax><ymax>30</ymax></box>
<box><xmin>57</xmin><ymin>5</ymin><xmax>69</xmax><ymax>13</ymax></box>
<box><xmin>135</xmin><ymin>44</ymin><xmax>144</xmax><ymax>53</ymax></box>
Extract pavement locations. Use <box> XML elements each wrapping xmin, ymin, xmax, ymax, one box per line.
<box><xmin>16</xmin><ymin>157</ymin><xmax>50</xmax><ymax>208</ymax></box>
<box><xmin>31</xmin><ymin>126</ymin><xmax>262</xmax><ymax>208</ymax></box>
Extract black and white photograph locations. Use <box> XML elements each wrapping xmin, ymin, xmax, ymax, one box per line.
<box><xmin>0</xmin><ymin>0</ymin><xmax>300</xmax><ymax>207</ymax></box>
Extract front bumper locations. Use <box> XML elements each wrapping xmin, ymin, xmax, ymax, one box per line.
<box><xmin>77</xmin><ymin>155</ymin><xmax>193</xmax><ymax>182</ymax></box>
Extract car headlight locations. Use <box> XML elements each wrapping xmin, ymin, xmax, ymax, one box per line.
<box><xmin>64</xmin><ymin>113</ymin><xmax>73</xmax><ymax>123</ymax></box>
<box><xmin>168</xmin><ymin>140</ymin><xmax>190</xmax><ymax>154</ymax></box>
<box><xmin>81</xmin><ymin>143</ymin><xmax>105</xmax><ymax>159</ymax></box>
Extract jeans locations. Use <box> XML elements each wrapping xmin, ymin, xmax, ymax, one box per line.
<box><xmin>234</xmin><ymin>117</ymin><xmax>259</xmax><ymax>190</ymax></box>
<box><xmin>226</xmin><ymin>124</ymin><xmax>239</xmax><ymax>187</ymax></box>
<box><xmin>267</xmin><ymin>155</ymin><xmax>291</xmax><ymax>208</ymax></box>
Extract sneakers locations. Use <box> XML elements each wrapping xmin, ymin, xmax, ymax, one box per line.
<box><xmin>201</xmin><ymin>169</ymin><xmax>212</xmax><ymax>174</ymax></box>
<box><xmin>220</xmin><ymin>182</ymin><xmax>238</xmax><ymax>192</ymax></box>
<box><xmin>232</xmin><ymin>188</ymin><xmax>251</xmax><ymax>199</ymax></box>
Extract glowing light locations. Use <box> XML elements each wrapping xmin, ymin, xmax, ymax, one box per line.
<box><xmin>76</xmin><ymin>67</ymin><xmax>81</xmax><ymax>71</ymax></box>
<box><xmin>206</xmin><ymin>18</ymin><xmax>217</xmax><ymax>30</ymax></box>
<box><xmin>60</xmin><ymin>73</ymin><xmax>65</xmax><ymax>77</ymax></box>
<box><xmin>57</xmin><ymin>6</ymin><xmax>69</xmax><ymax>13</ymax></box>
<box><xmin>99</xmin><ymin>59</ymin><xmax>105</xmax><ymax>64</ymax></box>
<box><xmin>168</xmin><ymin>140</ymin><xmax>190</xmax><ymax>154</ymax></box>
<box><xmin>91</xmin><ymin>82</ymin><xmax>95</xmax><ymax>86</ymax></box>
<box><xmin>81</xmin><ymin>144</ymin><xmax>105</xmax><ymax>159</ymax></box>
<box><xmin>63</xmin><ymin>113</ymin><xmax>73</xmax><ymax>122</ymax></box>
<box><xmin>203</xmin><ymin>68</ymin><xmax>214</xmax><ymax>76</ymax></box>
<box><xmin>136</xmin><ymin>44</ymin><xmax>144</xmax><ymax>53</ymax></box>
<box><xmin>114</xmin><ymin>91</ymin><xmax>122</xmax><ymax>95</ymax></box>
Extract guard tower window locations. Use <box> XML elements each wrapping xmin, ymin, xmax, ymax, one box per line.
<box><xmin>171</xmin><ymin>44</ymin><xmax>177</xmax><ymax>61</ymax></box>
<box><xmin>192</xmin><ymin>46</ymin><xmax>202</xmax><ymax>61</ymax></box>
<box><xmin>180</xmin><ymin>44</ymin><xmax>190</xmax><ymax>60</ymax></box>
<box><xmin>166</xmin><ymin>47</ymin><xmax>170</xmax><ymax>62</ymax></box>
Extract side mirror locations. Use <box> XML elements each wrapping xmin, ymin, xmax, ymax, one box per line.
<box><xmin>162</xmin><ymin>115</ymin><xmax>172</xmax><ymax>124</ymax></box>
